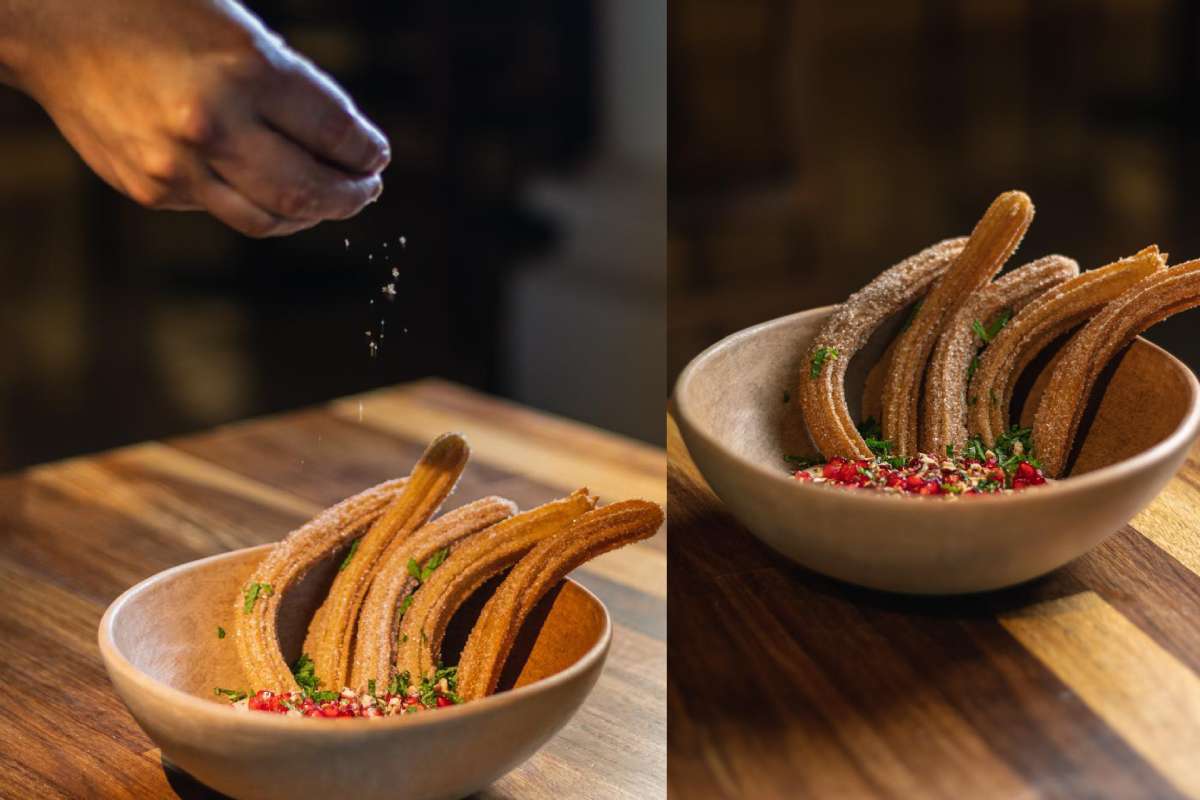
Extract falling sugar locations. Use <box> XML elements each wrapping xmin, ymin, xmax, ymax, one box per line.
<box><xmin>344</xmin><ymin>238</ymin><xmax>350</xmax><ymax>250</ymax></box>
<box><xmin>391</xmin><ymin>267</ymin><xmax>399</xmax><ymax>278</ymax></box>
<box><xmin>399</xmin><ymin>236</ymin><xmax>406</xmax><ymax>248</ymax></box>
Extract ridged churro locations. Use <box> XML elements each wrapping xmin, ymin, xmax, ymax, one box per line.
<box><xmin>457</xmin><ymin>500</ymin><xmax>663</xmax><ymax>701</ymax></box>
<box><xmin>303</xmin><ymin>433</ymin><xmax>470</xmax><ymax>690</ymax></box>
<box><xmin>967</xmin><ymin>246</ymin><xmax>1165</xmax><ymax>446</ymax></box>
<box><xmin>882</xmin><ymin>191</ymin><xmax>1034</xmax><ymax>456</ymax></box>
<box><xmin>798</xmin><ymin>237</ymin><xmax>967</xmax><ymax>459</ymax></box>
<box><xmin>1034</xmin><ymin>260</ymin><xmax>1200</xmax><ymax>476</ymax></box>
<box><xmin>921</xmin><ymin>255</ymin><xmax>1079</xmax><ymax>455</ymax></box>
<box><xmin>392</xmin><ymin>490</ymin><xmax>596</xmax><ymax>684</ymax></box>
<box><xmin>348</xmin><ymin>495</ymin><xmax>517</xmax><ymax>691</ymax></box>
<box><xmin>235</xmin><ymin>478</ymin><xmax>408</xmax><ymax>692</ymax></box>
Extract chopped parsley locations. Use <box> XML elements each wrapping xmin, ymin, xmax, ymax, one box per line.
<box><xmin>213</xmin><ymin>687</ymin><xmax>246</xmax><ymax>702</ymax></box>
<box><xmin>242</xmin><ymin>582</ymin><xmax>273</xmax><ymax>614</ymax></box>
<box><xmin>339</xmin><ymin>538</ymin><xmax>361</xmax><ymax>571</ymax></box>
<box><xmin>408</xmin><ymin>549</ymin><xmax>449</xmax><ymax>583</ymax></box>
<box><xmin>388</xmin><ymin>670</ymin><xmax>412</xmax><ymax>696</ymax></box>
<box><xmin>810</xmin><ymin>346</ymin><xmax>839</xmax><ymax>379</ymax></box>
<box><xmin>965</xmin><ymin>426</ymin><xmax>1041</xmax><ymax>476</ymax></box>
<box><xmin>784</xmin><ymin>454</ymin><xmax>817</xmax><ymax>469</ymax></box>
<box><xmin>857</xmin><ymin>417</ymin><xmax>907</xmax><ymax>469</ymax></box>
<box><xmin>292</xmin><ymin>653</ymin><xmax>320</xmax><ymax>696</ymax></box>
<box><xmin>367</xmin><ymin>679</ymin><xmax>377</xmax><ymax>698</ymax></box>
<box><xmin>971</xmin><ymin>308</ymin><xmax>1013</xmax><ymax>343</ymax></box>
<box><xmin>216</xmin><ymin>626</ymin><xmax>226</xmax><ymax>639</ymax></box>
<box><xmin>396</xmin><ymin>594</ymin><xmax>415</xmax><ymax>622</ymax></box>
<box><xmin>416</xmin><ymin>665</ymin><xmax>462</xmax><ymax>707</ymax></box>
<box><xmin>967</xmin><ymin>355</ymin><xmax>981</xmax><ymax>382</ymax></box>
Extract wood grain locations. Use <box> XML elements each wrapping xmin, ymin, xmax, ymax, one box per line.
<box><xmin>668</xmin><ymin>410</ymin><xmax>1200</xmax><ymax>800</ymax></box>
<box><xmin>0</xmin><ymin>380</ymin><xmax>665</xmax><ymax>800</ymax></box>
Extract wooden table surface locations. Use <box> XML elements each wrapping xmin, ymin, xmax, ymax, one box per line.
<box><xmin>668</xmin><ymin>413</ymin><xmax>1200</xmax><ymax>800</ymax></box>
<box><xmin>0</xmin><ymin>379</ymin><xmax>665</xmax><ymax>800</ymax></box>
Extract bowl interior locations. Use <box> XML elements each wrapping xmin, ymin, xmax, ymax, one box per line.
<box><xmin>678</xmin><ymin>306</ymin><xmax>1194</xmax><ymax>479</ymax></box>
<box><xmin>110</xmin><ymin>544</ymin><xmax>608</xmax><ymax>702</ymax></box>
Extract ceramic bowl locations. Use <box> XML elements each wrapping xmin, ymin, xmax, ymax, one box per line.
<box><xmin>98</xmin><ymin>544</ymin><xmax>610</xmax><ymax>800</ymax></box>
<box><xmin>674</xmin><ymin>305</ymin><xmax>1200</xmax><ymax>594</ymax></box>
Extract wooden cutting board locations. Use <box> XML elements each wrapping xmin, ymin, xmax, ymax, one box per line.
<box><xmin>668</xmin><ymin>412</ymin><xmax>1200</xmax><ymax>799</ymax></box>
<box><xmin>0</xmin><ymin>379</ymin><xmax>665</xmax><ymax>800</ymax></box>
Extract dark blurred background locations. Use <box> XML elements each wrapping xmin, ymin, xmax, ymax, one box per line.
<box><xmin>669</xmin><ymin>0</ymin><xmax>1200</xmax><ymax>380</ymax></box>
<box><xmin>0</xmin><ymin>0</ymin><xmax>664</xmax><ymax>472</ymax></box>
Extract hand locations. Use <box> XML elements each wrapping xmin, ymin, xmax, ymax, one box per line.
<box><xmin>1</xmin><ymin>0</ymin><xmax>390</xmax><ymax>237</ymax></box>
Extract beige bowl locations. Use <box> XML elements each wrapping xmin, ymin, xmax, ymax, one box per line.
<box><xmin>674</xmin><ymin>306</ymin><xmax>1200</xmax><ymax>594</ymax></box>
<box><xmin>98</xmin><ymin>544</ymin><xmax>610</xmax><ymax>800</ymax></box>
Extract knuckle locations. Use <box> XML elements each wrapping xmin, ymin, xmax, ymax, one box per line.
<box><xmin>141</xmin><ymin>149</ymin><xmax>186</xmax><ymax>184</ymax></box>
<box><xmin>129</xmin><ymin>180</ymin><xmax>172</xmax><ymax>210</ymax></box>
<box><xmin>275</xmin><ymin>184</ymin><xmax>318</xmax><ymax>219</ymax></box>
<box><xmin>173</xmin><ymin>97</ymin><xmax>219</xmax><ymax>147</ymax></box>
<box><xmin>317</xmin><ymin>108</ymin><xmax>356</xmax><ymax>155</ymax></box>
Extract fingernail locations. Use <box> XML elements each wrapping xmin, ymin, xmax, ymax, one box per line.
<box><xmin>370</xmin><ymin>145</ymin><xmax>391</xmax><ymax>173</ymax></box>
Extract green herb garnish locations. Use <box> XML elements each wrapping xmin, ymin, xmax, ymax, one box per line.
<box><xmin>810</xmin><ymin>346</ymin><xmax>839</xmax><ymax>378</ymax></box>
<box><xmin>420</xmin><ymin>549</ymin><xmax>449</xmax><ymax>580</ymax></box>
<box><xmin>397</xmin><ymin>594</ymin><xmax>415</xmax><ymax>622</ymax></box>
<box><xmin>214</xmin><ymin>687</ymin><xmax>246</xmax><ymax>702</ymax></box>
<box><xmin>783</xmin><ymin>454</ymin><xmax>816</xmax><ymax>469</ymax></box>
<box><xmin>967</xmin><ymin>355</ymin><xmax>980</xmax><ymax>382</ymax></box>
<box><xmin>292</xmin><ymin>653</ymin><xmax>319</xmax><ymax>695</ymax></box>
<box><xmin>311</xmin><ymin>691</ymin><xmax>339</xmax><ymax>703</ymax></box>
<box><xmin>945</xmin><ymin>444</ymin><xmax>954</xmax><ymax>458</ymax></box>
<box><xmin>340</xmin><ymin>538</ymin><xmax>361</xmax><ymax>571</ymax></box>
<box><xmin>216</xmin><ymin>626</ymin><xmax>226</xmax><ymax>639</ymax></box>
<box><xmin>971</xmin><ymin>308</ymin><xmax>1013</xmax><ymax>343</ymax></box>
<box><xmin>407</xmin><ymin>557</ymin><xmax>422</xmax><ymax>580</ymax></box>
<box><xmin>857</xmin><ymin>417</ymin><xmax>907</xmax><ymax>469</ymax></box>
<box><xmin>242</xmin><ymin>582</ymin><xmax>273</xmax><ymax>614</ymax></box>
<box><xmin>388</xmin><ymin>670</ymin><xmax>412</xmax><ymax>696</ymax></box>
<box><xmin>367</xmin><ymin>679</ymin><xmax>377</xmax><ymax>698</ymax></box>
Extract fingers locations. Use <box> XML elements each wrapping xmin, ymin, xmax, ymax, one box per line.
<box><xmin>257</xmin><ymin>56</ymin><xmax>390</xmax><ymax>175</ymax></box>
<box><xmin>195</xmin><ymin>173</ymin><xmax>318</xmax><ymax>238</ymax></box>
<box><xmin>207</xmin><ymin>123</ymin><xmax>383</xmax><ymax>223</ymax></box>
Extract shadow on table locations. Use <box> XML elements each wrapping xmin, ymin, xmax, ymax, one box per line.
<box><xmin>162</xmin><ymin>759</ymin><xmax>231</xmax><ymax>799</ymax></box>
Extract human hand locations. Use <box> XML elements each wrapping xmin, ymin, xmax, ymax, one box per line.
<box><xmin>1</xmin><ymin>0</ymin><xmax>390</xmax><ymax>237</ymax></box>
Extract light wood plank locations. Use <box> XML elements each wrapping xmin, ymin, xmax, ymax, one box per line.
<box><xmin>1000</xmin><ymin>592</ymin><xmax>1200</xmax><ymax>798</ymax></box>
<box><xmin>1132</xmin><ymin>472</ymin><xmax>1200</xmax><ymax>579</ymax></box>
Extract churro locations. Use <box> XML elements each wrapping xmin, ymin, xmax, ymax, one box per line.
<box><xmin>457</xmin><ymin>500</ymin><xmax>663</xmax><ymax>701</ymax></box>
<box><xmin>798</xmin><ymin>237</ymin><xmax>967</xmax><ymax>459</ymax></box>
<box><xmin>392</xmin><ymin>490</ymin><xmax>596</xmax><ymax>685</ymax></box>
<box><xmin>1034</xmin><ymin>260</ymin><xmax>1200</xmax><ymax>476</ymax></box>
<box><xmin>967</xmin><ymin>246</ymin><xmax>1165</xmax><ymax>445</ymax></box>
<box><xmin>234</xmin><ymin>478</ymin><xmax>408</xmax><ymax>692</ymax></box>
<box><xmin>921</xmin><ymin>255</ymin><xmax>1078</xmax><ymax>455</ymax></box>
<box><xmin>348</xmin><ymin>495</ymin><xmax>517</xmax><ymax>691</ymax></box>
<box><xmin>303</xmin><ymin>433</ymin><xmax>470</xmax><ymax>690</ymax></box>
<box><xmin>882</xmin><ymin>191</ymin><xmax>1034</xmax><ymax>456</ymax></box>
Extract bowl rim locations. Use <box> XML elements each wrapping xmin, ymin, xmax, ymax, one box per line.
<box><xmin>673</xmin><ymin>305</ymin><xmax>1200</xmax><ymax>509</ymax></box>
<box><xmin>98</xmin><ymin>543</ymin><xmax>613</xmax><ymax>735</ymax></box>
